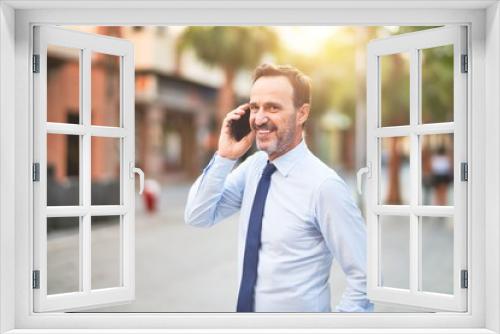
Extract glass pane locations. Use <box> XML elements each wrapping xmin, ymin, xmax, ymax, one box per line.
<box><xmin>380</xmin><ymin>52</ymin><xmax>410</xmax><ymax>127</ymax></box>
<box><xmin>421</xmin><ymin>45</ymin><xmax>454</xmax><ymax>124</ymax></box>
<box><xmin>91</xmin><ymin>52</ymin><xmax>121</xmax><ymax>127</ymax></box>
<box><xmin>421</xmin><ymin>134</ymin><xmax>454</xmax><ymax>205</ymax></box>
<box><xmin>380</xmin><ymin>215</ymin><xmax>410</xmax><ymax>289</ymax></box>
<box><xmin>379</xmin><ymin>137</ymin><xmax>410</xmax><ymax>205</ymax></box>
<box><xmin>47</xmin><ymin>45</ymin><xmax>80</xmax><ymax>124</ymax></box>
<box><xmin>47</xmin><ymin>133</ymin><xmax>80</xmax><ymax>206</ymax></box>
<box><xmin>92</xmin><ymin>216</ymin><xmax>121</xmax><ymax>289</ymax></box>
<box><xmin>91</xmin><ymin>137</ymin><xmax>121</xmax><ymax>205</ymax></box>
<box><xmin>47</xmin><ymin>217</ymin><xmax>80</xmax><ymax>294</ymax></box>
<box><xmin>421</xmin><ymin>216</ymin><xmax>454</xmax><ymax>294</ymax></box>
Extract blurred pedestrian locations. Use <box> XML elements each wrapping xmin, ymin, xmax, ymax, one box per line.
<box><xmin>431</xmin><ymin>145</ymin><xmax>453</xmax><ymax>205</ymax></box>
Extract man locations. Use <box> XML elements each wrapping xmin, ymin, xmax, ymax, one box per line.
<box><xmin>184</xmin><ymin>63</ymin><xmax>373</xmax><ymax>313</ymax></box>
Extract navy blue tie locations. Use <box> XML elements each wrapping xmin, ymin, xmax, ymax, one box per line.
<box><xmin>236</xmin><ymin>161</ymin><xmax>277</xmax><ymax>312</ymax></box>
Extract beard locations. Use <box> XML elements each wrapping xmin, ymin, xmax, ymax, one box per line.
<box><xmin>253</xmin><ymin>117</ymin><xmax>296</xmax><ymax>158</ymax></box>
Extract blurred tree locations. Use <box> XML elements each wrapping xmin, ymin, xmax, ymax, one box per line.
<box><xmin>176</xmin><ymin>26</ymin><xmax>279</xmax><ymax>128</ymax></box>
<box><xmin>274</xmin><ymin>27</ymin><xmax>378</xmax><ymax>169</ymax></box>
<box><xmin>275</xmin><ymin>26</ymin><xmax>447</xmax><ymax>204</ymax></box>
<box><xmin>380</xmin><ymin>50</ymin><xmax>410</xmax><ymax>204</ymax></box>
<box><xmin>273</xmin><ymin>27</ymin><xmax>357</xmax><ymax>156</ymax></box>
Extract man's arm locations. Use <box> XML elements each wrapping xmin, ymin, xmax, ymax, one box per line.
<box><xmin>185</xmin><ymin>103</ymin><xmax>256</xmax><ymax>228</ymax></box>
<box><xmin>314</xmin><ymin>176</ymin><xmax>374</xmax><ymax>312</ymax></box>
<box><xmin>184</xmin><ymin>152</ymin><xmax>253</xmax><ymax>228</ymax></box>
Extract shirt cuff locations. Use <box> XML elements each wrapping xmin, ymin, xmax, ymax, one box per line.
<box><xmin>202</xmin><ymin>152</ymin><xmax>238</xmax><ymax>176</ymax></box>
<box><xmin>335</xmin><ymin>299</ymin><xmax>374</xmax><ymax>312</ymax></box>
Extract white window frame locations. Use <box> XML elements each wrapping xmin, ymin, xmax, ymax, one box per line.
<box><xmin>365</xmin><ymin>26</ymin><xmax>468</xmax><ymax>312</ymax></box>
<box><xmin>32</xmin><ymin>25</ymin><xmax>136</xmax><ymax>312</ymax></box>
<box><xmin>0</xmin><ymin>1</ymin><xmax>499</xmax><ymax>334</ymax></box>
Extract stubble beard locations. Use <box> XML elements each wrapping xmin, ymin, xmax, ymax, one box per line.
<box><xmin>256</xmin><ymin>118</ymin><xmax>296</xmax><ymax>159</ymax></box>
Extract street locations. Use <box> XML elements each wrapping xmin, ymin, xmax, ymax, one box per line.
<box><xmin>48</xmin><ymin>181</ymin><xmax>444</xmax><ymax>313</ymax></box>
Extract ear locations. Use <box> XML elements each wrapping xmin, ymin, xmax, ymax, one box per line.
<box><xmin>296</xmin><ymin>103</ymin><xmax>310</xmax><ymax>126</ymax></box>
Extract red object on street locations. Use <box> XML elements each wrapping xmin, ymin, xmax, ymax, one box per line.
<box><xmin>144</xmin><ymin>190</ymin><xmax>157</xmax><ymax>212</ymax></box>
<box><xmin>143</xmin><ymin>179</ymin><xmax>160</xmax><ymax>213</ymax></box>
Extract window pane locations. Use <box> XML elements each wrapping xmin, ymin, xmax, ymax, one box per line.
<box><xmin>421</xmin><ymin>134</ymin><xmax>454</xmax><ymax>205</ymax></box>
<box><xmin>91</xmin><ymin>137</ymin><xmax>121</xmax><ymax>205</ymax></box>
<box><xmin>380</xmin><ymin>53</ymin><xmax>410</xmax><ymax>127</ymax></box>
<box><xmin>380</xmin><ymin>137</ymin><xmax>410</xmax><ymax>205</ymax></box>
<box><xmin>47</xmin><ymin>217</ymin><xmax>80</xmax><ymax>294</ymax></box>
<box><xmin>380</xmin><ymin>215</ymin><xmax>410</xmax><ymax>289</ymax></box>
<box><xmin>91</xmin><ymin>52</ymin><xmax>121</xmax><ymax>127</ymax></box>
<box><xmin>92</xmin><ymin>216</ymin><xmax>121</xmax><ymax>289</ymax></box>
<box><xmin>421</xmin><ymin>216</ymin><xmax>454</xmax><ymax>294</ymax></box>
<box><xmin>421</xmin><ymin>45</ymin><xmax>454</xmax><ymax>124</ymax></box>
<box><xmin>47</xmin><ymin>45</ymin><xmax>80</xmax><ymax>124</ymax></box>
<box><xmin>47</xmin><ymin>133</ymin><xmax>80</xmax><ymax>206</ymax></box>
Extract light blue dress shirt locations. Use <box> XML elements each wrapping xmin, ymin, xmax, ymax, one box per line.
<box><xmin>184</xmin><ymin>139</ymin><xmax>374</xmax><ymax>312</ymax></box>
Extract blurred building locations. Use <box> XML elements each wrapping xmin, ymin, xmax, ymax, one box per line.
<box><xmin>124</xmin><ymin>26</ymin><xmax>252</xmax><ymax>181</ymax></box>
<box><xmin>134</xmin><ymin>69</ymin><xmax>218</xmax><ymax>179</ymax></box>
<box><xmin>47</xmin><ymin>26</ymin><xmax>252</xmax><ymax>191</ymax></box>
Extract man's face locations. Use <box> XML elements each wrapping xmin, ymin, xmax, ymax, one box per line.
<box><xmin>249</xmin><ymin>76</ymin><xmax>306</xmax><ymax>160</ymax></box>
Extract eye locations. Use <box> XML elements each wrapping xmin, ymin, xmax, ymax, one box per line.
<box><xmin>249</xmin><ymin>105</ymin><xmax>259</xmax><ymax>113</ymax></box>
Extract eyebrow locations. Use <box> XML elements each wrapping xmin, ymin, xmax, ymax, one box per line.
<box><xmin>248</xmin><ymin>101</ymin><xmax>283</xmax><ymax>109</ymax></box>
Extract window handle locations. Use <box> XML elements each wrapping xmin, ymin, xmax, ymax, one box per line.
<box><xmin>130</xmin><ymin>162</ymin><xmax>145</xmax><ymax>195</ymax></box>
<box><xmin>356</xmin><ymin>162</ymin><xmax>371</xmax><ymax>195</ymax></box>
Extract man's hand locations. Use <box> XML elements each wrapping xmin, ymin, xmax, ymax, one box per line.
<box><xmin>217</xmin><ymin>103</ymin><xmax>255</xmax><ymax>160</ymax></box>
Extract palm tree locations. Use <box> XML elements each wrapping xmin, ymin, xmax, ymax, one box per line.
<box><xmin>176</xmin><ymin>26</ymin><xmax>279</xmax><ymax>126</ymax></box>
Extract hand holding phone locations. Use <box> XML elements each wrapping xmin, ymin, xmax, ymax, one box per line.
<box><xmin>230</xmin><ymin>106</ymin><xmax>251</xmax><ymax>141</ymax></box>
<box><xmin>218</xmin><ymin>104</ymin><xmax>255</xmax><ymax>160</ymax></box>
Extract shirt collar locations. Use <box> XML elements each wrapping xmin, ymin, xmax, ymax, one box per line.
<box><xmin>269</xmin><ymin>139</ymin><xmax>308</xmax><ymax>177</ymax></box>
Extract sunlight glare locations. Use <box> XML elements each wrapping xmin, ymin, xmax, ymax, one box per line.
<box><xmin>274</xmin><ymin>26</ymin><xmax>341</xmax><ymax>56</ymax></box>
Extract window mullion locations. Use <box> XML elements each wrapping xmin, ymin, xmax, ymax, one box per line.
<box><xmin>409</xmin><ymin>48</ymin><xmax>420</xmax><ymax>294</ymax></box>
<box><xmin>414</xmin><ymin>122</ymin><xmax>454</xmax><ymax>135</ymax></box>
<box><xmin>46</xmin><ymin>206</ymin><xmax>86</xmax><ymax>217</ymax></box>
<box><xmin>81</xmin><ymin>48</ymin><xmax>92</xmax><ymax>293</ymax></box>
<box><xmin>89</xmin><ymin>126</ymin><xmax>127</xmax><ymax>138</ymax></box>
<box><xmin>46</xmin><ymin>122</ymin><xmax>86</xmax><ymax>135</ymax></box>
<box><xmin>417</xmin><ymin>46</ymin><xmax>424</xmax><ymax>293</ymax></box>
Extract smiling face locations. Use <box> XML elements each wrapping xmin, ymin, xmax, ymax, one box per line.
<box><xmin>249</xmin><ymin>75</ymin><xmax>309</xmax><ymax>160</ymax></box>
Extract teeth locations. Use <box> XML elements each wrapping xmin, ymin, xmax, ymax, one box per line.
<box><xmin>258</xmin><ymin>130</ymin><xmax>270</xmax><ymax>133</ymax></box>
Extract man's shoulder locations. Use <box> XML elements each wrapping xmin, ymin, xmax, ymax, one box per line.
<box><xmin>302</xmin><ymin>154</ymin><xmax>359</xmax><ymax>212</ymax></box>
<box><xmin>301</xmin><ymin>150</ymin><xmax>342</xmax><ymax>183</ymax></box>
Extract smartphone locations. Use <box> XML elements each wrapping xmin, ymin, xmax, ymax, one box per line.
<box><xmin>230</xmin><ymin>106</ymin><xmax>252</xmax><ymax>141</ymax></box>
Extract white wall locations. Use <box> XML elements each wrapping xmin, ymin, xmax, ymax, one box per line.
<box><xmin>485</xmin><ymin>2</ymin><xmax>500</xmax><ymax>332</ymax></box>
<box><xmin>0</xmin><ymin>2</ymin><xmax>16</xmax><ymax>333</ymax></box>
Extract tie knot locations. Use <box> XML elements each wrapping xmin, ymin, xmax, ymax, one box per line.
<box><xmin>262</xmin><ymin>162</ymin><xmax>277</xmax><ymax>178</ymax></box>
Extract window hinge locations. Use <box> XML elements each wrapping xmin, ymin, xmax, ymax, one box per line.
<box><xmin>461</xmin><ymin>269</ymin><xmax>468</xmax><ymax>289</ymax></box>
<box><xmin>461</xmin><ymin>54</ymin><xmax>468</xmax><ymax>73</ymax></box>
<box><xmin>461</xmin><ymin>162</ymin><xmax>468</xmax><ymax>181</ymax></box>
<box><xmin>32</xmin><ymin>270</ymin><xmax>40</xmax><ymax>289</ymax></box>
<box><xmin>33</xmin><ymin>163</ymin><xmax>40</xmax><ymax>182</ymax></box>
<box><xmin>32</xmin><ymin>54</ymin><xmax>40</xmax><ymax>73</ymax></box>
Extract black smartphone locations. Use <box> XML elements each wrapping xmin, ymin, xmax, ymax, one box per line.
<box><xmin>230</xmin><ymin>106</ymin><xmax>252</xmax><ymax>141</ymax></box>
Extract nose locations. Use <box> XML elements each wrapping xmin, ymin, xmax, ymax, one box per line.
<box><xmin>254</xmin><ymin>109</ymin><xmax>268</xmax><ymax>126</ymax></box>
